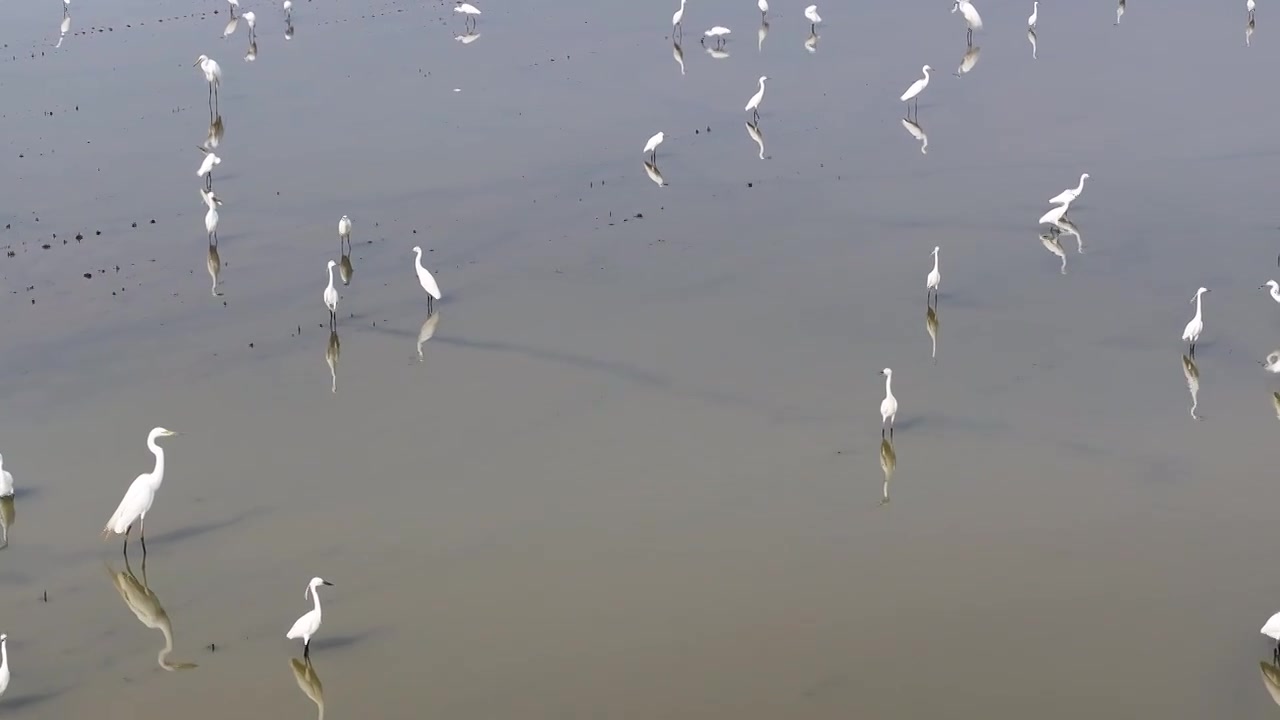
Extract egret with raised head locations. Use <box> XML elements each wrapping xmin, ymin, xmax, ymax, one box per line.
<box><xmin>880</xmin><ymin>368</ymin><xmax>898</xmax><ymax>438</ymax></box>
<box><xmin>1182</xmin><ymin>287</ymin><xmax>1208</xmax><ymax>356</ymax></box>
<box><xmin>102</xmin><ymin>428</ymin><xmax>179</xmax><ymax>556</ymax></box>
<box><xmin>412</xmin><ymin>246</ymin><xmax>442</xmax><ymax>311</ymax></box>
<box><xmin>287</xmin><ymin>577</ymin><xmax>335</xmax><ymax>658</ymax></box>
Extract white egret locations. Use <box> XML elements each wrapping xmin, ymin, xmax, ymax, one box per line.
<box><xmin>227</xmin><ymin>0</ymin><xmax>239</xmax><ymax>16</ymax></box>
<box><xmin>56</xmin><ymin>13</ymin><xmax>71</xmax><ymax>48</ymax></box>
<box><xmin>338</xmin><ymin>215</ymin><xmax>352</xmax><ymax>251</ymax></box>
<box><xmin>0</xmin><ymin>453</ymin><xmax>12</xmax><ymax>497</ymax></box>
<box><xmin>1182</xmin><ymin>287</ymin><xmax>1209</xmax><ymax>356</ymax></box>
<box><xmin>1261</xmin><ymin>280</ymin><xmax>1280</xmax><ymax>304</ymax></box>
<box><xmin>101</xmin><ymin>427</ymin><xmax>179</xmax><ymax>555</ymax></box>
<box><xmin>926</xmin><ymin>246</ymin><xmax>940</xmax><ymax>303</ymax></box>
<box><xmin>287</xmin><ymin>577</ymin><xmax>335</xmax><ymax>658</ymax></box>
<box><xmin>952</xmin><ymin>0</ymin><xmax>983</xmax><ymax>45</ymax></box>
<box><xmin>323</xmin><ymin>260</ymin><xmax>339</xmax><ymax>327</ymax></box>
<box><xmin>243</xmin><ymin>11</ymin><xmax>256</xmax><ymax>37</ymax></box>
<box><xmin>284</xmin><ymin>0</ymin><xmax>292</xmax><ymax>16</ymax></box>
<box><xmin>758</xmin><ymin>0</ymin><xmax>768</xmax><ymax>17</ymax></box>
<box><xmin>417</xmin><ymin>311</ymin><xmax>440</xmax><ymax>361</ymax></box>
<box><xmin>643</xmin><ymin>132</ymin><xmax>664</xmax><ymax>162</ymax></box>
<box><xmin>1249</xmin><ymin>0</ymin><xmax>1257</xmax><ymax>18</ymax></box>
<box><xmin>1038</xmin><ymin>202</ymin><xmax>1069</xmax><ymax>227</ymax></box>
<box><xmin>1262</xmin><ymin>351</ymin><xmax>1280</xmax><ymax>373</ymax></box>
<box><xmin>804</xmin><ymin>4</ymin><xmax>822</xmax><ymax>31</ymax></box>
<box><xmin>412</xmin><ymin>246</ymin><xmax>442</xmax><ymax>311</ymax></box>
<box><xmin>879</xmin><ymin>368</ymin><xmax>898</xmax><ymax>438</ymax></box>
<box><xmin>672</xmin><ymin>0</ymin><xmax>686</xmax><ymax>36</ymax></box>
<box><xmin>0</xmin><ymin>634</ymin><xmax>8</xmax><ymax>698</ymax></box>
<box><xmin>197</xmin><ymin>150</ymin><xmax>221</xmax><ymax>189</ymax></box>
<box><xmin>901</xmin><ymin>117</ymin><xmax>927</xmax><ymax>154</ymax></box>
<box><xmin>1263</xmin><ymin>608</ymin><xmax>1280</xmax><ymax>662</ymax></box>
<box><xmin>454</xmin><ymin>2</ymin><xmax>481</xmax><ymax>28</ymax></box>
<box><xmin>745</xmin><ymin>75</ymin><xmax>767</xmax><ymax>121</ymax></box>
<box><xmin>702</xmin><ymin>26</ymin><xmax>731</xmax><ymax>47</ymax></box>
<box><xmin>194</xmin><ymin>55</ymin><xmax>222</xmax><ymax>107</ymax></box>
<box><xmin>1049</xmin><ymin>173</ymin><xmax>1089</xmax><ymax>205</ymax></box>
<box><xmin>900</xmin><ymin>65</ymin><xmax>932</xmax><ymax>119</ymax></box>
<box><xmin>201</xmin><ymin>188</ymin><xmax>222</xmax><ymax>244</ymax></box>
<box><xmin>1028</xmin><ymin>1</ymin><xmax>1038</xmax><ymax>28</ymax></box>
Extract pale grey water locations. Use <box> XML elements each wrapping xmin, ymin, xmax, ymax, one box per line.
<box><xmin>3</xmin><ymin>0</ymin><xmax>1280</xmax><ymax>717</ymax></box>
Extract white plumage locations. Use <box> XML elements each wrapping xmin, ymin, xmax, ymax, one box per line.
<box><xmin>1038</xmin><ymin>203</ymin><xmax>1069</xmax><ymax>226</ymax></box>
<box><xmin>412</xmin><ymin>246</ymin><xmax>442</xmax><ymax>304</ymax></box>
<box><xmin>338</xmin><ymin>215</ymin><xmax>352</xmax><ymax>242</ymax></box>
<box><xmin>900</xmin><ymin>65</ymin><xmax>932</xmax><ymax>103</ymax></box>
<box><xmin>323</xmin><ymin>260</ymin><xmax>339</xmax><ymax>320</ymax></box>
<box><xmin>201</xmin><ymin>188</ymin><xmax>222</xmax><ymax>240</ymax></box>
<box><xmin>1028</xmin><ymin>1</ymin><xmax>1038</xmax><ymax>28</ymax></box>
<box><xmin>879</xmin><ymin>368</ymin><xmax>898</xmax><ymax>438</ymax></box>
<box><xmin>287</xmin><ymin>577</ymin><xmax>335</xmax><ymax>658</ymax></box>
<box><xmin>952</xmin><ymin>0</ymin><xmax>983</xmax><ymax>42</ymax></box>
<box><xmin>197</xmin><ymin>151</ymin><xmax>221</xmax><ymax>179</ymax></box>
<box><xmin>643</xmin><ymin>131</ymin><xmax>664</xmax><ymax>160</ymax></box>
<box><xmin>672</xmin><ymin>0</ymin><xmax>686</xmax><ymax>31</ymax></box>
<box><xmin>804</xmin><ymin>4</ymin><xmax>822</xmax><ymax>29</ymax></box>
<box><xmin>758</xmin><ymin>0</ymin><xmax>768</xmax><ymax>16</ymax></box>
<box><xmin>926</xmin><ymin>246</ymin><xmax>940</xmax><ymax>298</ymax></box>
<box><xmin>1049</xmin><ymin>173</ymin><xmax>1089</xmax><ymax>205</ymax></box>
<box><xmin>745</xmin><ymin>75</ymin><xmax>768</xmax><ymax>118</ymax></box>
<box><xmin>0</xmin><ymin>454</ymin><xmax>12</xmax><ymax>497</ymax></box>
<box><xmin>102</xmin><ymin>428</ymin><xmax>179</xmax><ymax>548</ymax></box>
<box><xmin>1182</xmin><ymin>287</ymin><xmax>1208</xmax><ymax>353</ymax></box>
<box><xmin>0</xmin><ymin>634</ymin><xmax>8</xmax><ymax>698</ymax></box>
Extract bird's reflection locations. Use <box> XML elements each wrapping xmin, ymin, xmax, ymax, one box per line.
<box><xmin>105</xmin><ymin>555</ymin><xmax>198</xmax><ymax>671</ymax></box>
<box><xmin>1247</xmin><ymin>17</ymin><xmax>1255</xmax><ymax>46</ymax></box>
<box><xmin>745</xmin><ymin>120</ymin><xmax>765</xmax><ymax>160</ymax></box>
<box><xmin>290</xmin><ymin>657</ymin><xmax>325</xmax><ymax>720</ymax></box>
<box><xmin>326</xmin><ymin>330</ymin><xmax>340</xmax><ymax>394</ymax></box>
<box><xmin>900</xmin><ymin>117</ymin><xmax>927</xmax><ymax>154</ymax></box>
<box><xmin>925</xmin><ymin>304</ymin><xmax>938</xmax><ymax>362</ymax></box>
<box><xmin>417</xmin><ymin>311</ymin><xmax>441</xmax><ymax>362</ymax></box>
<box><xmin>879</xmin><ymin>438</ymin><xmax>896</xmax><ymax>506</ymax></box>
<box><xmin>672</xmin><ymin>39</ymin><xmax>685</xmax><ymax>74</ymax></box>
<box><xmin>1054</xmin><ymin>216</ymin><xmax>1083</xmax><ymax>254</ymax></box>
<box><xmin>705</xmin><ymin>46</ymin><xmax>730</xmax><ymax>59</ymax></box>
<box><xmin>643</xmin><ymin>160</ymin><xmax>666</xmax><ymax>187</ymax></box>
<box><xmin>1181</xmin><ymin>354</ymin><xmax>1202</xmax><ymax>421</ymax></box>
<box><xmin>204</xmin><ymin>114</ymin><xmax>224</xmax><ymax>151</ymax></box>
<box><xmin>0</xmin><ymin>494</ymin><xmax>13</xmax><ymax>550</ymax></box>
<box><xmin>56</xmin><ymin>12</ymin><xmax>71</xmax><ymax>48</ymax></box>
<box><xmin>1272</xmin><ymin>392</ymin><xmax>1280</xmax><ymax>420</ymax></box>
<box><xmin>245</xmin><ymin>38</ymin><xmax>258</xmax><ymax>62</ymax></box>
<box><xmin>207</xmin><ymin>242</ymin><xmax>221</xmax><ymax>297</ymax></box>
<box><xmin>1040</xmin><ymin>231</ymin><xmax>1067</xmax><ymax>274</ymax></box>
<box><xmin>338</xmin><ymin>253</ymin><xmax>353</xmax><ymax>286</ymax></box>
<box><xmin>1259</xmin><ymin>350</ymin><xmax>1280</xmax><ymax>374</ymax></box>
<box><xmin>1262</xmin><ymin>662</ymin><xmax>1280</xmax><ymax>708</ymax></box>
<box><xmin>454</xmin><ymin>30</ymin><xmax>481</xmax><ymax>44</ymax></box>
<box><xmin>757</xmin><ymin>20</ymin><xmax>768</xmax><ymax>51</ymax></box>
<box><xmin>285</xmin><ymin>20</ymin><xmax>294</xmax><ymax>40</ymax></box>
<box><xmin>223</xmin><ymin>15</ymin><xmax>239</xmax><ymax>38</ymax></box>
<box><xmin>804</xmin><ymin>30</ymin><xmax>819</xmax><ymax>53</ymax></box>
<box><xmin>1115</xmin><ymin>0</ymin><xmax>1125</xmax><ymax>25</ymax></box>
<box><xmin>954</xmin><ymin>44</ymin><xmax>981</xmax><ymax>77</ymax></box>
<box><xmin>1027</xmin><ymin>28</ymin><xmax>1037</xmax><ymax>59</ymax></box>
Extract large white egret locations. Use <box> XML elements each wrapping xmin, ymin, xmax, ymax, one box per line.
<box><xmin>926</xmin><ymin>246</ymin><xmax>940</xmax><ymax>303</ymax></box>
<box><xmin>1182</xmin><ymin>287</ymin><xmax>1209</xmax><ymax>356</ymax></box>
<box><xmin>1049</xmin><ymin>173</ymin><xmax>1089</xmax><ymax>205</ymax></box>
<box><xmin>194</xmin><ymin>55</ymin><xmax>222</xmax><ymax>107</ymax></box>
<box><xmin>412</xmin><ymin>246</ymin><xmax>442</xmax><ymax>311</ymax></box>
<box><xmin>643</xmin><ymin>132</ymin><xmax>664</xmax><ymax>162</ymax></box>
<box><xmin>804</xmin><ymin>4</ymin><xmax>822</xmax><ymax>31</ymax></box>
<box><xmin>454</xmin><ymin>2</ymin><xmax>480</xmax><ymax>28</ymax></box>
<box><xmin>323</xmin><ymin>260</ymin><xmax>339</xmax><ymax>327</ymax></box>
<box><xmin>102</xmin><ymin>427</ymin><xmax>179</xmax><ymax>555</ymax></box>
<box><xmin>338</xmin><ymin>215</ymin><xmax>352</xmax><ymax>249</ymax></box>
<box><xmin>745</xmin><ymin>75</ymin><xmax>767</xmax><ymax>121</ymax></box>
<box><xmin>900</xmin><ymin>65</ymin><xmax>932</xmax><ymax>119</ymax></box>
<box><xmin>879</xmin><ymin>368</ymin><xmax>898</xmax><ymax>438</ymax></box>
<box><xmin>1262</xmin><ymin>280</ymin><xmax>1280</xmax><ymax>304</ymax></box>
<box><xmin>201</xmin><ymin>188</ymin><xmax>222</xmax><ymax>244</ymax></box>
<box><xmin>672</xmin><ymin>0</ymin><xmax>686</xmax><ymax>36</ymax></box>
<box><xmin>0</xmin><ymin>453</ymin><xmax>12</xmax><ymax>497</ymax></box>
<box><xmin>287</xmin><ymin>577</ymin><xmax>335</xmax><ymax>658</ymax></box>
<box><xmin>952</xmin><ymin>0</ymin><xmax>983</xmax><ymax>44</ymax></box>
<box><xmin>1028</xmin><ymin>1</ymin><xmax>1038</xmax><ymax>28</ymax></box>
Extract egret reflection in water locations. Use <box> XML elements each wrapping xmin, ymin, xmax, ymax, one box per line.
<box><xmin>207</xmin><ymin>241</ymin><xmax>221</xmax><ymax>297</ymax></box>
<box><xmin>1261</xmin><ymin>662</ymin><xmax>1280</xmax><ymax>707</ymax></box>
<box><xmin>417</xmin><ymin>311</ymin><xmax>441</xmax><ymax>362</ymax></box>
<box><xmin>1055</xmin><ymin>216</ymin><xmax>1083</xmax><ymax>254</ymax></box>
<box><xmin>805</xmin><ymin>30</ymin><xmax>819</xmax><ymax>53</ymax></box>
<box><xmin>1027</xmin><ymin>28</ymin><xmax>1037</xmax><ymax>59</ymax></box>
<box><xmin>643</xmin><ymin>160</ymin><xmax>666</xmax><ymax>187</ymax></box>
<box><xmin>1116</xmin><ymin>0</ymin><xmax>1125</xmax><ymax>25</ymax></box>
<box><xmin>223</xmin><ymin>15</ymin><xmax>239</xmax><ymax>38</ymax></box>
<box><xmin>245</xmin><ymin>39</ymin><xmax>258</xmax><ymax>63</ymax></box>
<box><xmin>290</xmin><ymin>657</ymin><xmax>325</xmax><ymax>720</ymax></box>
<box><xmin>326</xmin><ymin>330</ymin><xmax>340</xmax><ymax>394</ymax></box>
<box><xmin>1181</xmin><ymin>354</ymin><xmax>1202</xmax><ymax>421</ymax></box>
<box><xmin>705</xmin><ymin>46</ymin><xmax>730</xmax><ymax>59</ymax></box>
<box><xmin>954</xmin><ymin>44</ymin><xmax>981</xmax><ymax>77</ymax></box>
<box><xmin>56</xmin><ymin>12</ymin><xmax>71</xmax><ymax>48</ymax></box>
<box><xmin>925</xmin><ymin>304</ymin><xmax>938</xmax><ymax>362</ymax></box>
<box><xmin>455</xmin><ymin>30</ymin><xmax>481</xmax><ymax>44</ymax></box>
<box><xmin>1247</xmin><ymin>16</ymin><xmax>1255</xmax><ymax>46</ymax></box>
<box><xmin>745</xmin><ymin>120</ymin><xmax>766</xmax><ymax>160</ymax></box>
<box><xmin>339</xmin><ymin>253</ymin><xmax>353</xmax><ymax>286</ymax></box>
<box><xmin>879</xmin><ymin>438</ymin><xmax>896</xmax><ymax>505</ymax></box>
<box><xmin>105</xmin><ymin>556</ymin><xmax>199</xmax><ymax>671</ymax></box>
<box><xmin>1040</xmin><ymin>231</ymin><xmax>1067</xmax><ymax>274</ymax></box>
<box><xmin>901</xmin><ymin>117</ymin><xmax>927</xmax><ymax>154</ymax></box>
<box><xmin>672</xmin><ymin>39</ymin><xmax>685</xmax><ymax>74</ymax></box>
<box><xmin>0</xmin><ymin>494</ymin><xmax>13</xmax><ymax>550</ymax></box>
<box><xmin>757</xmin><ymin>20</ymin><xmax>768</xmax><ymax>51</ymax></box>
<box><xmin>204</xmin><ymin>114</ymin><xmax>224</xmax><ymax>151</ymax></box>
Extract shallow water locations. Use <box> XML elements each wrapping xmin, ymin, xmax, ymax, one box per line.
<box><xmin>3</xmin><ymin>0</ymin><xmax>1280</xmax><ymax>717</ymax></box>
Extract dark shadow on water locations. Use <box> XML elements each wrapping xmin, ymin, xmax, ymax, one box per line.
<box><xmin>146</xmin><ymin>507</ymin><xmax>266</xmax><ymax>546</ymax></box>
<box><xmin>2</xmin><ymin>689</ymin><xmax>65</xmax><ymax>712</ymax></box>
<box><xmin>12</xmin><ymin>485</ymin><xmax>42</xmax><ymax>501</ymax></box>
<box><xmin>310</xmin><ymin>630</ymin><xmax>374</xmax><ymax>652</ymax></box>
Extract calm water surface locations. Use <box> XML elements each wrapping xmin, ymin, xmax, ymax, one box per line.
<box><xmin>2</xmin><ymin>0</ymin><xmax>1280</xmax><ymax>717</ymax></box>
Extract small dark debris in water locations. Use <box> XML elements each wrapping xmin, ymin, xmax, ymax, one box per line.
<box><xmin>6</xmin><ymin>251</ymin><xmax>14</xmax><ymax>258</ymax></box>
<box><xmin>83</xmin><ymin>273</ymin><xmax>92</xmax><ymax>279</ymax></box>
<box><xmin>96</xmin><ymin>230</ymin><xmax>101</xmax><ymax>235</ymax></box>
<box><xmin>634</xmin><ymin>213</ymin><xmax>643</xmax><ymax>219</ymax></box>
<box><xmin>41</xmin><ymin>244</ymin><xmax>50</xmax><ymax>249</ymax></box>
<box><xmin>208</xmin><ymin>643</ymin><xmax>216</xmax><ymax>652</ymax></box>
<box><xmin>150</xmin><ymin>219</ymin><xmax>156</xmax><ymax>224</ymax></box>
<box><xmin>18</xmin><ymin>154</ymin><xmax>23</xmax><ymax>158</ymax></box>
<box><xmin>131</xmin><ymin>222</ymin><xmax>137</xmax><ymax>228</ymax></box>
<box><xmin>747</xmin><ymin>182</ymin><xmax>753</xmax><ymax>187</ymax></box>
<box><xmin>249</xmin><ymin>342</ymin><xmax>254</xmax><ymax>348</ymax></box>
<box><xmin>31</xmin><ymin>298</ymin><xmax>35</xmax><ymax>304</ymax></box>
<box><xmin>42</xmin><ymin>591</ymin><xmax>48</xmax><ymax>602</ymax></box>
<box><xmin>75</xmin><ymin>233</ymin><xmax>83</xmax><ymax>240</ymax></box>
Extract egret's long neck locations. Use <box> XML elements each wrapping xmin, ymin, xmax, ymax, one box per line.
<box><xmin>931</xmin><ymin>253</ymin><xmax>939</xmax><ymax>273</ymax></box>
<box><xmin>885</xmin><ymin>374</ymin><xmax>894</xmax><ymax>399</ymax></box>
<box><xmin>414</xmin><ymin>250</ymin><xmax>424</xmax><ymax>271</ymax></box>
<box><xmin>1075</xmin><ymin>175</ymin><xmax>1087</xmax><ymax>193</ymax></box>
<box><xmin>311</xmin><ymin>586</ymin><xmax>323</xmax><ymax>614</ymax></box>
<box><xmin>1194</xmin><ymin>293</ymin><xmax>1204</xmax><ymax>320</ymax></box>
<box><xmin>148</xmin><ymin>436</ymin><xmax>166</xmax><ymax>486</ymax></box>
<box><xmin>1</xmin><ymin>641</ymin><xmax>7</xmax><ymax>670</ymax></box>
<box><xmin>326</xmin><ymin>265</ymin><xmax>335</xmax><ymax>289</ymax></box>
<box><xmin>1270</xmin><ymin>286</ymin><xmax>1279</xmax><ymax>302</ymax></box>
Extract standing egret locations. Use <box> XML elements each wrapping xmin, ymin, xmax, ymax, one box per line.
<box><xmin>412</xmin><ymin>246</ymin><xmax>442</xmax><ymax>312</ymax></box>
<box><xmin>758</xmin><ymin>0</ymin><xmax>768</xmax><ymax>17</ymax></box>
<box><xmin>454</xmin><ymin>2</ymin><xmax>481</xmax><ymax>29</ymax></box>
<box><xmin>900</xmin><ymin>65</ymin><xmax>932</xmax><ymax>119</ymax></box>
<box><xmin>1262</xmin><ymin>281</ymin><xmax>1280</xmax><ymax>304</ymax></box>
<box><xmin>745</xmin><ymin>75</ymin><xmax>767</xmax><ymax>121</ymax></box>
<box><xmin>227</xmin><ymin>0</ymin><xmax>239</xmax><ymax>15</ymax></box>
<box><xmin>879</xmin><ymin>368</ymin><xmax>898</xmax><ymax>438</ymax></box>
<box><xmin>194</xmin><ymin>55</ymin><xmax>222</xmax><ymax>109</ymax></box>
<box><xmin>643</xmin><ymin>132</ymin><xmax>664</xmax><ymax>163</ymax></box>
<box><xmin>101</xmin><ymin>427</ymin><xmax>179</xmax><ymax>556</ymax></box>
<box><xmin>0</xmin><ymin>634</ymin><xmax>8</xmax><ymax>698</ymax></box>
<box><xmin>804</xmin><ymin>4</ymin><xmax>822</xmax><ymax>31</ymax></box>
<box><xmin>323</xmin><ymin>260</ymin><xmax>339</xmax><ymax>327</ymax></box>
<box><xmin>287</xmin><ymin>577</ymin><xmax>335</xmax><ymax>658</ymax></box>
<box><xmin>1249</xmin><ymin>0</ymin><xmax>1257</xmax><ymax>18</ymax></box>
<box><xmin>201</xmin><ymin>188</ymin><xmax>222</xmax><ymax>244</ymax></box>
<box><xmin>1182</xmin><ymin>287</ymin><xmax>1209</xmax><ymax>356</ymax></box>
<box><xmin>242</xmin><ymin>11</ymin><xmax>256</xmax><ymax>37</ymax></box>
<box><xmin>197</xmin><ymin>150</ymin><xmax>221</xmax><ymax>189</ymax></box>
<box><xmin>952</xmin><ymin>0</ymin><xmax>983</xmax><ymax>45</ymax></box>
<box><xmin>1049</xmin><ymin>173</ymin><xmax>1089</xmax><ymax>205</ymax></box>
<box><xmin>1263</xmin><ymin>608</ymin><xmax>1280</xmax><ymax>662</ymax></box>
<box><xmin>338</xmin><ymin>215</ymin><xmax>352</xmax><ymax>252</ymax></box>
<box><xmin>284</xmin><ymin>0</ymin><xmax>292</xmax><ymax>16</ymax></box>
<box><xmin>1028</xmin><ymin>1</ymin><xmax>1038</xmax><ymax>28</ymax></box>
<box><xmin>0</xmin><ymin>453</ymin><xmax>12</xmax><ymax>498</ymax></box>
<box><xmin>702</xmin><ymin>26</ymin><xmax>731</xmax><ymax>47</ymax></box>
<box><xmin>672</xmin><ymin>0</ymin><xmax>686</xmax><ymax>37</ymax></box>
<box><xmin>926</xmin><ymin>246</ymin><xmax>940</xmax><ymax>303</ymax></box>
<box><xmin>1038</xmin><ymin>202</ymin><xmax>1070</xmax><ymax>227</ymax></box>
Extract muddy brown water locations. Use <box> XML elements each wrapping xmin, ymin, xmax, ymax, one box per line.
<box><xmin>3</xmin><ymin>0</ymin><xmax>1280</xmax><ymax>717</ymax></box>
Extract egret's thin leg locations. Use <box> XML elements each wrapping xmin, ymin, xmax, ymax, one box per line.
<box><xmin>890</xmin><ymin>424</ymin><xmax>894</xmax><ymax>438</ymax></box>
<box><xmin>304</xmin><ymin>640</ymin><xmax>311</xmax><ymax>659</ymax></box>
<box><xmin>123</xmin><ymin>524</ymin><xmax>132</xmax><ymax>556</ymax></box>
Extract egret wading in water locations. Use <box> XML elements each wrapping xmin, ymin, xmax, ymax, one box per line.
<box><xmin>242</xmin><ymin>11</ymin><xmax>256</xmax><ymax>38</ymax></box>
<box><xmin>197</xmin><ymin>149</ymin><xmax>221</xmax><ymax>190</ymax></box>
<box><xmin>1049</xmin><ymin>173</ymin><xmax>1089</xmax><ymax>206</ymax></box>
<box><xmin>201</xmin><ymin>188</ymin><xmax>222</xmax><ymax>245</ymax></box>
<box><xmin>952</xmin><ymin>0</ymin><xmax>983</xmax><ymax>45</ymax></box>
<box><xmin>1249</xmin><ymin>0</ymin><xmax>1257</xmax><ymax>19</ymax></box>
<box><xmin>323</xmin><ymin>260</ymin><xmax>339</xmax><ymax>328</ymax></box>
<box><xmin>900</xmin><ymin>65</ymin><xmax>931</xmax><ymax>120</ymax></box>
<box><xmin>1028</xmin><ymin>1</ymin><xmax>1038</xmax><ymax>28</ymax></box>
<box><xmin>672</xmin><ymin>0</ymin><xmax>686</xmax><ymax>38</ymax></box>
<box><xmin>227</xmin><ymin>0</ymin><xmax>239</xmax><ymax>16</ymax></box>
<box><xmin>1182</xmin><ymin>287</ymin><xmax>1209</xmax><ymax>356</ymax></box>
<box><xmin>879</xmin><ymin>368</ymin><xmax>898</xmax><ymax>438</ymax></box>
<box><xmin>745</xmin><ymin>75</ymin><xmax>767</xmax><ymax>121</ymax></box>
<box><xmin>454</xmin><ymin>2</ymin><xmax>481</xmax><ymax>29</ymax></box>
<box><xmin>804</xmin><ymin>4</ymin><xmax>822</xmax><ymax>32</ymax></box>
<box><xmin>1038</xmin><ymin>202</ymin><xmax>1070</xmax><ymax>228</ymax></box>
<box><xmin>194</xmin><ymin>55</ymin><xmax>222</xmax><ymax>110</ymax></box>
<box><xmin>643</xmin><ymin>132</ymin><xmax>664</xmax><ymax>163</ymax></box>
<box><xmin>926</xmin><ymin>246</ymin><xmax>940</xmax><ymax>305</ymax></box>
<box><xmin>702</xmin><ymin>26</ymin><xmax>731</xmax><ymax>48</ymax></box>
<box><xmin>287</xmin><ymin>577</ymin><xmax>335</xmax><ymax>658</ymax></box>
<box><xmin>758</xmin><ymin>0</ymin><xmax>768</xmax><ymax>18</ymax></box>
<box><xmin>284</xmin><ymin>0</ymin><xmax>293</xmax><ymax>17</ymax></box>
<box><xmin>0</xmin><ymin>453</ymin><xmax>13</xmax><ymax>498</ymax></box>
<box><xmin>0</xmin><ymin>634</ymin><xmax>8</xmax><ymax>698</ymax></box>
<box><xmin>102</xmin><ymin>427</ymin><xmax>179</xmax><ymax>556</ymax></box>
<box><xmin>1261</xmin><ymin>280</ymin><xmax>1280</xmax><ymax>304</ymax></box>
<box><xmin>412</xmin><ymin>246</ymin><xmax>442</xmax><ymax>312</ymax></box>
<box><xmin>338</xmin><ymin>215</ymin><xmax>352</xmax><ymax>253</ymax></box>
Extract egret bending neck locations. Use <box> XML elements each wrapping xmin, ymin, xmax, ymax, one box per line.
<box><xmin>148</xmin><ymin>435</ymin><xmax>166</xmax><ymax>486</ymax></box>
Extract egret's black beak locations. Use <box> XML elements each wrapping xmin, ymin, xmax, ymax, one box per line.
<box><xmin>323</xmin><ymin>581</ymin><xmax>334</xmax><ymax>586</ymax></box>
